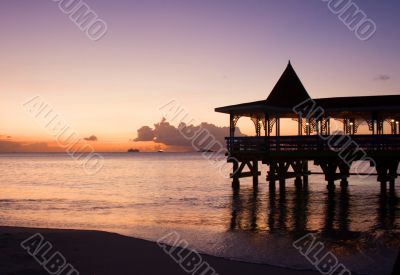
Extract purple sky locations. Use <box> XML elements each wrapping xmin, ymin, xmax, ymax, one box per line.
<box><xmin>0</xmin><ymin>0</ymin><xmax>399</xmax><ymax>145</ymax></box>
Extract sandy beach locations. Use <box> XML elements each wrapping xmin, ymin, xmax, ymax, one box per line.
<box><xmin>0</xmin><ymin>226</ymin><xmax>326</xmax><ymax>275</ymax></box>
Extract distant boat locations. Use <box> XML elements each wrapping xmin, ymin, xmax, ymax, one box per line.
<box><xmin>157</xmin><ymin>149</ymin><xmax>164</xmax><ymax>153</ymax></box>
<box><xmin>198</xmin><ymin>149</ymin><xmax>215</xmax><ymax>153</ymax></box>
<box><xmin>127</xmin><ymin>148</ymin><xmax>140</xmax><ymax>153</ymax></box>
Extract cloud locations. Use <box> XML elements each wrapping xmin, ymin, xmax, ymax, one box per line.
<box><xmin>375</xmin><ymin>74</ymin><xmax>391</xmax><ymax>81</ymax></box>
<box><xmin>0</xmin><ymin>140</ymin><xmax>21</xmax><ymax>152</ymax></box>
<box><xmin>135</xmin><ymin>126</ymin><xmax>154</xmax><ymax>141</ymax></box>
<box><xmin>84</xmin><ymin>135</ymin><xmax>98</xmax><ymax>141</ymax></box>
<box><xmin>0</xmin><ymin>140</ymin><xmax>61</xmax><ymax>153</ymax></box>
<box><xmin>134</xmin><ymin>118</ymin><xmax>244</xmax><ymax>151</ymax></box>
<box><xmin>0</xmin><ymin>135</ymin><xmax>19</xmax><ymax>152</ymax></box>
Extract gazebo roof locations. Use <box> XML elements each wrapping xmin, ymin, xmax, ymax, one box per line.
<box><xmin>265</xmin><ymin>61</ymin><xmax>311</xmax><ymax>108</ymax></box>
<box><xmin>215</xmin><ymin>62</ymin><xmax>400</xmax><ymax>119</ymax></box>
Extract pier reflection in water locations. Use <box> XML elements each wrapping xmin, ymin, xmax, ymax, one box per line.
<box><xmin>229</xmin><ymin>182</ymin><xmax>399</xmax><ymax>242</ymax></box>
<box><xmin>227</xmin><ymin>181</ymin><xmax>399</xmax><ymax>275</ymax></box>
<box><xmin>376</xmin><ymin>188</ymin><xmax>399</xmax><ymax>231</ymax></box>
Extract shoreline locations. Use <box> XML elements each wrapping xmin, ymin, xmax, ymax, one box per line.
<box><xmin>0</xmin><ymin>226</ymin><xmax>322</xmax><ymax>275</ymax></box>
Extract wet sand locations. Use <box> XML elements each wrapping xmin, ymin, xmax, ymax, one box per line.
<box><xmin>0</xmin><ymin>226</ymin><xmax>323</xmax><ymax>275</ymax></box>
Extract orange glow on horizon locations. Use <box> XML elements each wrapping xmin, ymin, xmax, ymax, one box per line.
<box><xmin>0</xmin><ymin>137</ymin><xmax>194</xmax><ymax>153</ymax></box>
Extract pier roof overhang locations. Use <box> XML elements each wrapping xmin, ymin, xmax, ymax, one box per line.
<box><xmin>215</xmin><ymin>95</ymin><xmax>400</xmax><ymax>118</ymax></box>
<box><xmin>215</xmin><ymin>62</ymin><xmax>400</xmax><ymax>119</ymax></box>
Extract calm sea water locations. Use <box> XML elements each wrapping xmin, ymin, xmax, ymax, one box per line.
<box><xmin>0</xmin><ymin>153</ymin><xmax>398</xmax><ymax>274</ymax></box>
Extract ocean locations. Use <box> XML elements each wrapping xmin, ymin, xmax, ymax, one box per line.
<box><xmin>0</xmin><ymin>153</ymin><xmax>398</xmax><ymax>274</ymax></box>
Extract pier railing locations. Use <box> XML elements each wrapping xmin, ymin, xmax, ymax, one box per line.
<box><xmin>226</xmin><ymin>135</ymin><xmax>400</xmax><ymax>153</ymax></box>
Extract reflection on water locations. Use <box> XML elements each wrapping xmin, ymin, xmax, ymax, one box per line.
<box><xmin>322</xmin><ymin>188</ymin><xmax>355</xmax><ymax>239</ymax></box>
<box><xmin>0</xmin><ymin>153</ymin><xmax>399</xmax><ymax>274</ymax></box>
<box><xmin>227</xmin><ymin>182</ymin><xmax>399</xmax><ymax>274</ymax></box>
<box><xmin>228</xmin><ymin>182</ymin><xmax>399</xmax><ymax>257</ymax></box>
<box><xmin>377</xmin><ymin>188</ymin><xmax>399</xmax><ymax>231</ymax></box>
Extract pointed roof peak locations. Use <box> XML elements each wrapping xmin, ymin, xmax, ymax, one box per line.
<box><xmin>266</xmin><ymin>62</ymin><xmax>311</xmax><ymax>108</ymax></box>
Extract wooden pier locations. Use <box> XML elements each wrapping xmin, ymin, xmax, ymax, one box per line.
<box><xmin>216</xmin><ymin>62</ymin><xmax>400</xmax><ymax>191</ymax></box>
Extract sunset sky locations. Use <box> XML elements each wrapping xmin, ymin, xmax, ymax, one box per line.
<box><xmin>1</xmin><ymin>0</ymin><xmax>399</xmax><ymax>152</ymax></box>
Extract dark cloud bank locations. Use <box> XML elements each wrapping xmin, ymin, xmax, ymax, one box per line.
<box><xmin>0</xmin><ymin>140</ymin><xmax>59</xmax><ymax>153</ymax></box>
<box><xmin>135</xmin><ymin>118</ymin><xmax>244</xmax><ymax>151</ymax></box>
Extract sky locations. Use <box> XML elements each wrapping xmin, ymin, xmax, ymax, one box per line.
<box><xmin>0</xmin><ymin>0</ymin><xmax>399</xmax><ymax>152</ymax></box>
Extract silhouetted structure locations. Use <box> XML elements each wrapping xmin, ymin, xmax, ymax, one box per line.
<box><xmin>216</xmin><ymin>61</ymin><xmax>400</xmax><ymax>191</ymax></box>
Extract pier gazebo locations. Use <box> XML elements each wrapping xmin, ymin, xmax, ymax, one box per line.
<box><xmin>215</xmin><ymin>62</ymin><xmax>400</xmax><ymax>190</ymax></box>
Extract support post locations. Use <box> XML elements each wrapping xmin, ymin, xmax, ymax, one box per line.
<box><xmin>327</xmin><ymin>180</ymin><xmax>335</xmax><ymax>190</ymax></box>
<box><xmin>229</xmin><ymin>113</ymin><xmax>235</xmax><ymax>138</ymax></box>
<box><xmin>390</xmin><ymin>179</ymin><xmax>395</xmax><ymax>192</ymax></box>
<box><xmin>381</xmin><ymin>181</ymin><xmax>387</xmax><ymax>193</ymax></box>
<box><xmin>372</xmin><ymin>119</ymin><xmax>375</xmax><ymax>135</ymax></box>
<box><xmin>268</xmin><ymin>162</ymin><xmax>276</xmax><ymax>190</ymax></box>
<box><xmin>255</xmin><ymin>117</ymin><xmax>261</xmax><ymax>137</ymax></box>
<box><xmin>229</xmin><ymin>113</ymin><xmax>235</xmax><ymax>151</ymax></box>
<box><xmin>276</xmin><ymin>117</ymin><xmax>280</xmax><ymax>136</ymax></box>
<box><xmin>375</xmin><ymin>159</ymin><xmax>398</xmax><ymax>191</ymax></box>
<box><xmin>377</xmin><ymin>119</ymin><xmax>380</xmax><ymax>135</ymax></box>
<box><xmin>294</xmin><ymin>177</ymin><xmax>302</xmax><ymax>188</ymax></box>
<box><xmin>279</xmin><ymin>179</ymin><xmax>285</xmax><ymax>192</ymax></box>
<box><xmin>317</xmin><ymin>160</ymin><xmax>340</xmax><ymax>190</ymax></box>
<box><xmin>298</xmin><ymin>114</ymin><xmax>303</xmax><ymax>136</ymax></box>
<box><xmin>276</xmin><ymin>117</ymin><xmax>280</xmax><ymax>151</ymax></box>
<box><xmin>303</xmin><ymin>161</ymin><xmax>309</xmax><ymax>186</ymax></box>
<box><xmin>265</xmin><ymin>113</ymin><xmax>270</xmax><ymax>151</ymax></box>
<box><xmin>232</xmin><ymin>160</ymin><xmax>240</xmax><ymax>189</ymax></box>
<box><xmin>390</xmin><ymin>120</ymin><xmax>397</xmax><ymax>135</ymax></box>
<box><xmin>252</xmin><ymin>160</ymin><xmax>259</xmax><ymax>188</ymax></box>
<box><xmin>327</xmin><ymin>117</ymin><xmax>331</xmax><ymax>135</ymax></box>
<box><xmin>230</xmin><ymin>160</ymin><xmax>260</xmax><ymax>188</ymax></box>
<box><xmin>339</xmin><ymin>162</ymin><xmax>350</xmax><ymax>188</ymax></box>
